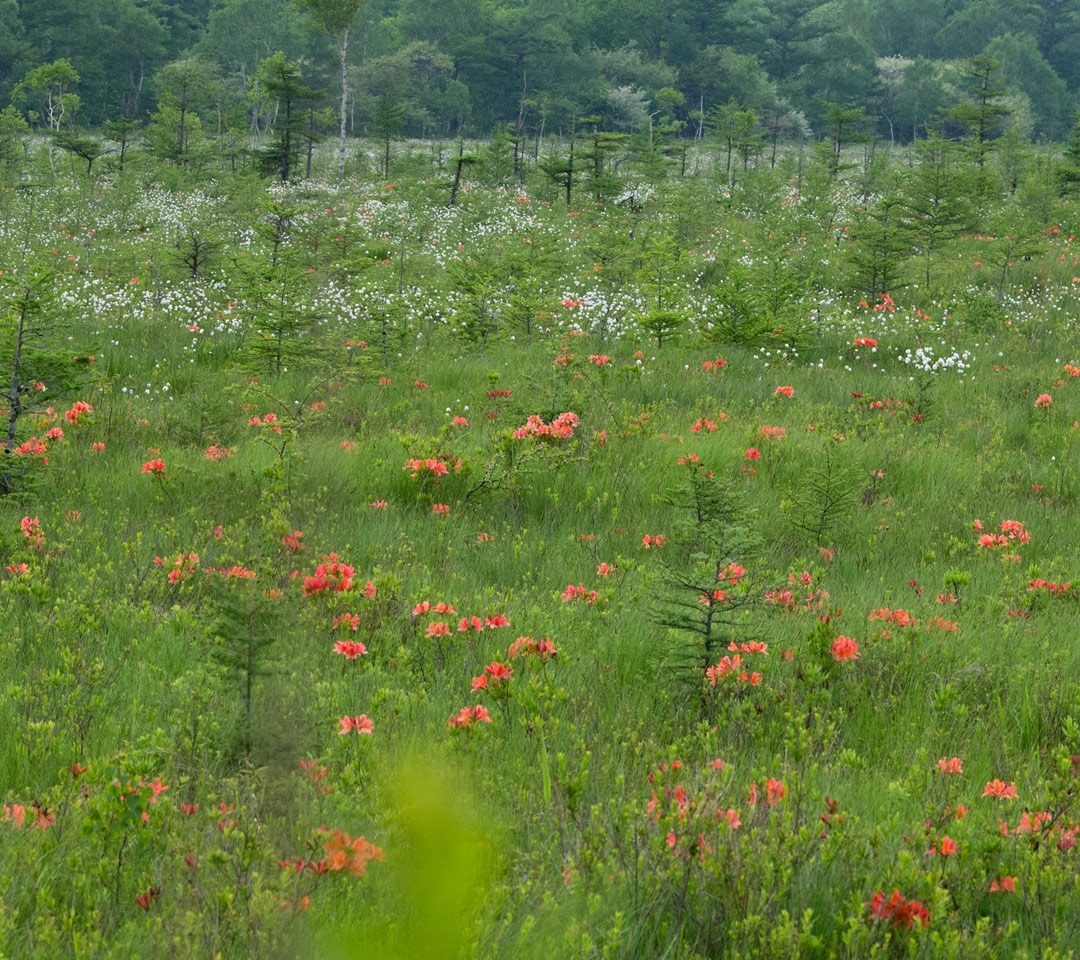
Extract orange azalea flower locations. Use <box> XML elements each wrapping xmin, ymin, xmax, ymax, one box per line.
<box><xmin>831</xmin><ymin>636</ymin><xmax>859</xmax><ymax>661</ymax></box>
<box><xmin>765</xmin><ymin>779</ymin><xmax>786</xmax><ymax>805</ymax></box>
<box><xmin>867</xmin><ymin>889</ymin><xmax>929</xmax><ymax>929</ymax></box>
<box><xmin>320</xmin><ymin>828</ymin><xmax>385</xmax><ymax>876</ymax></box>
<box><xmin>983</xmin><ymin>779</ymin><xmax>1017</xmax><ymax>799</ymax></box>
<box><xmin>338</xmin><ymin>714</ymin><xmax>373</xmax><ymax>736</ymax></box>
<box><xmin>333</xmin><ymin>640</ymin><xmax>367</xmax><ymax>659</ymax></box>
<box><xmin>484</xmin><ymin>661</ymin><xmax>514</xmax><ymax>684</ymax></box>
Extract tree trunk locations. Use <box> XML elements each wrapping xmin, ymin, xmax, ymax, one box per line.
<box><xmin>448</xmin><ymin>140</ymin><xmax>464</xmax><ymax>206</ymax></box>
<box><xmin>566</xmin><ymin>137</ymin><xmax>573</xmax><ymax>205</ymax></box>
<box><xmin>516</xmin><ymin>70</ymin><xmax>527</xmax><ymax>180</ymax></box>
<box><xmin>2</xmin><ymin>297</ymin><xmax>28</xmax><ymax>491</ymax></box>
<box><xmin>5</xmin><ymin>308</ymin><xmax>25</xmax><ymax>450</ymax></box>
<box><xmin>282</xmin><ymin>100</ymin><xmax>291</xmax><ymax>182</ymax></box>
<box><xmin>338</xmin><ymin>29</ymin><xmax>349</xmax><ymax>177</ymax></box>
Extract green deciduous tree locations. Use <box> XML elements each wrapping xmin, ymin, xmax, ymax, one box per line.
<box><xmin>15</xmin><ymin>59</ymin><xmax>80</xmax><ymax>132</ymax></box>
<box><xmin>294</xmin><ymin>0</ymin><xmax>367</xmax><ymax>177</ymax></box>
<box><xmin>0</xmin><ymin>0</ymin><xmax>22</xmax><ymax>106</ymax></box>
<box><xmin>983</xmin><ymin>33</ymin><xmax>1069</xmax><ymax>141</ymax></box>
<box><xmin>196</xmin><ymin>0</ymin><xmax>308</xmax><ymax>127</ymax></box>
<box><xmin>934</xmin><ymin>0</ymin><xmax>1044</xmax><ymax>58</ymax></box>
<box><xmin>889</xmin><ymin>57</ymin><xmax>949</xmax><ymax>143</ymax></box>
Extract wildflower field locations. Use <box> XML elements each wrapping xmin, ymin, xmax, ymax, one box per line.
<box><xmin>5</xmin><ymin>155</ymin><xmax>1080</xmax><ymax>958</ymax></box>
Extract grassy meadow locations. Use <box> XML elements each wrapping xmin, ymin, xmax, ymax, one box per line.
<box><xmin>3</xmin><ymin>149</ymin><xmax>1080</xmax><ymax>958</ymax></box>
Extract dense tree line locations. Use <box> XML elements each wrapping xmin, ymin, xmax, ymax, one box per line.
<box><xmin>3</xmin><ymin>0</ymin><xmax>1080</xmax><ymax>156</ymax></box>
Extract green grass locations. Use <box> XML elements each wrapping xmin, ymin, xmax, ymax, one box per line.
<box><xmin>3</xmin><ymin>154</ymin><xmax>1080</xmax><ymax>957</ymax></box>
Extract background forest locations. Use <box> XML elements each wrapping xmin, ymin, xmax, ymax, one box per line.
<box><xmin>2</xmin><ymin>0</ymin><xmax>1080</xmax><ymax>149</ymax></box>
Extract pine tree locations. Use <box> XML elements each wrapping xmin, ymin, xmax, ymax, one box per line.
<box><xmin>818</xmin><ymin>101</ymin><xmax>871</xmax><ymax>178</ymax></box>
<box><xmin>787</xmin><ymin>445</ymin><xmax>860</xmax><ymax>547</ymax></box>
<box><xmin>905</xmin><ymin>133</ymin><xmax>971</xmax><ymax>288</ymax></box>
<box><xmin>101</xmin><ymin>118</ymin><xmax>139</xmax><ymax>172</ymax></box>
<box><xmin>732</xmin><ymin>108</ymin><xmax>763</xmax><ymax>173</ymax></box>
<box><xmin>232</xmin><ymin>251</ymin><xmax>326</xmax><ymax>377</ymax></box>
<box><xmin>539</xmin><ymin>135</ymin><xmax>575</xmax><ymax>205</ymax></box>
<box><xmin>371</xmin><ymin>94</ymin><xmax>405</xmax><ymax>180</ymax></box>
<box><xmin>207</xmin><ymin>580</ymin><xmax>281</xmax><ymax>757</ymax></box>
<box><xmin>257</xmin><ymin>52</ymin><xmax>321</xmax><ymax>182</ymax></box>
<box><xmin>447</xmin><ymin>138</ymin><xmax>480</xmax><ymax>206</ymax></box>
<box><xmin>574</xmin><ymin>116</ymin><xmax>626</xmax><ymax>200</ymax></box>
<box><xmin>947</xmin><ymin>56</ymin><xmax>1013</xmax><ymax>167</ymax></box>
<box><xmin>1</xmin><ymin>263</ymin><xmax>88</xmax><ymax>494</ymax></box>
<box><xmin>843</xmin><ymin>171</ymin><xmax>909</xmax><ymax>299</ymax></box>
<box><xmin>706</xmin><ymin>97</ymin><xmax>742</xmax><ymax>180</ymax></box>
<box><xmin>145</xmin><ymin>58</ymin><xmax>217</xmax><ymax>165</ymax></box>
<box><xmin>651</xmin><ymin>462</ymin><xmax>764</xmax><ymax>683</ymax></box>
<box><xmin>1058</xmin><ymin>113</ymin><xmax>1080</xmax><ymax>193</ymax></box>
<box><xmin>52</xmin><ymin>129</ymin><xmax>103</xmax><ymax>176</ymax></box>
